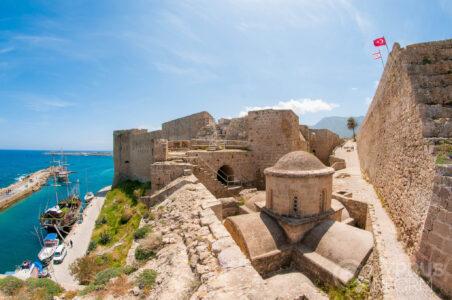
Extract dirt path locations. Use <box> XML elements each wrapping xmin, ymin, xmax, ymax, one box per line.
<box><xmin>50</xmin><ymin>186</ymin><xmax>110</xmax><ymax>291</ymax></box>
<box><xmin>333</xmin><ymin>141</ymin><xmax>438</xmax><ymax>299</ymax></box>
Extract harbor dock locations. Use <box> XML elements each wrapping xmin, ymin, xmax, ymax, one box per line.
<box><xmin>0</xmin><ymin>166</ymin><xmax>61</xmax><ymax>211</ymax></box>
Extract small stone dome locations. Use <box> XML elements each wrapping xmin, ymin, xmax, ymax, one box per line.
<box><xmin>264</xmin><ymin>151</ymin><xmax>334</xmax><ymax>177</ymax></box>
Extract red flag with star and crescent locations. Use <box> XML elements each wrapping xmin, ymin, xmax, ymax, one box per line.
<box><xmin>373</xmin><ymin>37</ymin><xmax>386</xmax><ymax>47</ymax></box>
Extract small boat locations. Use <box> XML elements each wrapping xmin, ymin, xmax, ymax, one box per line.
<box><xmin>38</xmin><ymin>233</ymin><xmax>59</xmax><ymax>264</ymax></box>
<box><xmin>84</xmin><ymin>192</ymin><xmax>94</xmax><ymax>202</ymax></box>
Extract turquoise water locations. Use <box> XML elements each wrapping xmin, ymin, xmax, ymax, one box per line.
<box><xmin>0</xmin><ymin>150</ymin><xmax>113</xmax><ymax>273</ymax></box>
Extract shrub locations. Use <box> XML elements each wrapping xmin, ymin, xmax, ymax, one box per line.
<box><xmin>120</xmin><ymin>208</ymin><xmax>134</xmax><ymax>224</ymax></box>
<box><xmin>79</xmin><ymin>283</ymin><xmax>105</xmax><ymax>296</ymax></box>
<box><xmin>0</xmin><ymin>276</ymin><xmax>24</xmax><ymax>296</ymax></box>
<box><xmin>139</xmin><ymin>232</ymin><xmax>162</xmax><ymax>250</ymax></box>
<box><xmin>136</xmin><ymin>269</ymin><xmax>157</xmax><ymax>290</ymax></box>
<box><xmin>88</xmin><ymin>240</ymin><xmax>97</xmax><ymax>252</ymax></box>
<box><xmin>70</xmin><ymin>255</ymin><xmax>105</xmax><ymax>285</ymax></box>
<box><xmin>94</xmin><ymin>268</ymin><xmax>123</xmax><ymax>285</ymax></box>
<box><xmin>98</xmin><ymin>231</ymin><xmax>112</xmax><ymax>245</ymax></box>
<box><xmin>25</xmin><ymin>278</ymin><xmax>63</xmax><ymax>300</ymax></box>
<box><xmin>135</xmin><ymin>246</ymin><xmax>155</xmax><ymax>261</ymax></box>
<box><xmin>122</xmin><ymin>265</ymin><xmax>138</xmax><ymax>275</ymax></box>
<box><xmin>134</xmin><ymin>226</ymin><xmax>151</xmax><ymax>240</ymax></box>
<box><xmin>95</xmin><ymin>216</ymin><xmax>107</xmax><ymax>227</ymax></box>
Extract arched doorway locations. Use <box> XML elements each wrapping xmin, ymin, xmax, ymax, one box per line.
<box><xmin>217</xmin><ymin>165</ymin><xmax>234</xmax><ymax>185</ymax></box>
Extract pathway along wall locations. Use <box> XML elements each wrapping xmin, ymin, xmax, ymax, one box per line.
<box><xmin>357</xmin><ymin>39</ymin><xmax>451</xmax><ymax>296</ymax></box>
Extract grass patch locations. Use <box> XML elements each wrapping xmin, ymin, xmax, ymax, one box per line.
<box><xmin>134</xmin><ymin>225</ymin><xmax>151</xmax><ymax>240</ymax></box>
<box><xmin>435</xmin><ymin>141</ymin><xmax>452</xmax><ymax>165</ymax></box>
<box><xmin>0</xmin><ymin>276</ymin><xmax>64</xmax><ymax>300</ymax></box>
<box><xmin>71</xmin><ymin>181</ymin><xmax>149</xmax><ymax>287</ymax></box>
<box><xmin>135</xmin><ymin>246</ymin><xmax>156</xmax><ymax>261</ymax></box>
<box><xmin>321</xmin><ymin>279</ymin><xmax>369</xmax><ymax>300</ymax></box>
<box><xmin>0</xmin><ymin>276</ymin><xmax>24</xmax><ymax>296</ymax></box>
<box><xmin>136</xmin><ymin>269</ymin><xmax>157</xmax><ymax>292</ymax></box>
<box><xmin>25</xmin><ymin>278</ymin><xmax>64</xmax><ymax>300</ymax></box>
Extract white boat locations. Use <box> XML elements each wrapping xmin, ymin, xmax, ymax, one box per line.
<box><xmin>84</xmin><ymin>192</ymin><xmax>94</xmax><ymax>202</ymax></box>
<box><xmin>38</xmin><ymin>233</ymin><xmax>59</xmax><ymax>264</ymax></box>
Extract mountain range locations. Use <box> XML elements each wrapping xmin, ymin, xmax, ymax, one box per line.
<box><xmin>312</xmin><ymin>116</ymin><xmax>365</xmax><ymax>138</ymax></box>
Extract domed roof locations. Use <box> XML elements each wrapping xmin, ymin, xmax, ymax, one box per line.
<box><xmin>264</xmin><ymin>151</ymin><xmax>334</xmax><ymax>177</ymax></box>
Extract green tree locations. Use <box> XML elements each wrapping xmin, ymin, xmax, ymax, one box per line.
<box><xmin>347</xmin><ymin>117</ymin><xmax>358</xmax><ymax>141</ymax></box>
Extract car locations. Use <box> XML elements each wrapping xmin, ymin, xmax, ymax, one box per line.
<box><xmin>53</xmin><ymin>244</ymin><xmax>67</xmax><ymax>264</ymax></box>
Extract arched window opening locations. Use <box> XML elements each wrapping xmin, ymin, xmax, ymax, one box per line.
<box><xmin>217</xmin><ymin>165</ymin><xmax>234</xmax><ymax>185</ymax></box>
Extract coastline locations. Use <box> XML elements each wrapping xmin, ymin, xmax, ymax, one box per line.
<box><xmin>0</xmin><ymin>167</ymin><xmax>60</xmax><ymax>211</ymax></box>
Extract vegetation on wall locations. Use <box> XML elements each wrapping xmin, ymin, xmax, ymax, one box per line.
<box><xmin>70</xmin><ymin>181</ymin><xmax>149</xmax><ymax>286</ymax></box>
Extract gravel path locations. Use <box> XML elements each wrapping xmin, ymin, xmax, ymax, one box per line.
<box><xmin>50</xmin><ymin>186</ymin><xmax>110</xmax><ymax>291</ymax></box>
<box><xmin>333</xmin><ymin>141</ymin><xmax>438</xmax><ymax>299</ymax></box>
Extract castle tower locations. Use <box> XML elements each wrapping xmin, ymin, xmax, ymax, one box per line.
<box><xmin>263</xmin><ymin>151</ymin><xmax>335</xmax><ymax>243</ymax></box>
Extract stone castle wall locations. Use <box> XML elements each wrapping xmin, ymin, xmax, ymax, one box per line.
<box><xmin>247</xmin><ymin>110</ymin><xmax>308</xmax><ymax>188</ymax></box>
<box><xmin>113</xmin><ymin>129</ymin><xmax>153</xmax><ymax>185</ymax></box>
<box><xmin>416</xmin><ymin>165</ymin><xmax>452</xmax><ymax>296</ymax></box>
<box><xmin>308</xmin><ymin>129</ymin><xmax>343</xmax><ymax>164</ymax></box>
<box><xmin>161</xmin><ymin>111</ymin><xmax>215</xmax><ymax>140</ymax></box>
<box><xmin>357</xmin><ymin>40</ymin><xmax>451</xmax><ymax>296</ymax></box>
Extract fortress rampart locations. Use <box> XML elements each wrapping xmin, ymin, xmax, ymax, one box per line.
<box><xmin>357</xmin><ymin>39</ymin><xmax>451</xmax><ymax>296</ymax></box>
<box><xmin>113</xmin><ymin>109</ymin><xmax>341</xmax><ymax>191</ymax></box>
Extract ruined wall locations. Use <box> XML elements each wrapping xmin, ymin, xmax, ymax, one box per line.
<box><xmin>357</xmin><ymin>40</ymin><xmax>452</xmax><ymax>296</ymax></box>
<box><xmin>113</xmin><ymin>129</ymin><xmax>153</xmax><ymax>185</ymax></box>
<box><xmin>150</xmin><ymin>162</ymin><xmax>192</xmax><ymax>193</ymax></box>
<box><xmin>188</xmin><ymin>150</ymin><xmax>255</xmax><ymax>184</ymax></box>
<box><xmin>308</xmin><ymin>129</ymin><xmax>342</xmax><ymax>165</ymax></box>
<box><xmin>247</xmin><ymin>110</ymin><xmax>308</xmax><ymax>188</ymax></box>
<box><xmin>161</xmin><ymin>111</ymin><xmax>215</xmax><ymax>140</ymax></box>
<box><xmin>225</xmin><ymin>117</ymin><xmax>248</xmax><ymax>140</ymax></box>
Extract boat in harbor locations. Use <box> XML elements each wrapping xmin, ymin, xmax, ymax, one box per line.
<box><xmin>37</xmin><ymin>234</ymin><xmax>60</xmax><ymax>264</ymax></box>
<box><xmin>84</xmin><ymin>191</ymin><xmax>94</xmax><ymax>202</ymax></box>
<box><xmin>39</xmin><ymin>194</ymin><xmax>82</xmax><ymax>234</ymax></box>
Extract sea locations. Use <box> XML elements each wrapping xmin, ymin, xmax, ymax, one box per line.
<box><xmin>0</xmin><ymin>150</ymin><xmax>113</xmax><ymax>273</ymax></box>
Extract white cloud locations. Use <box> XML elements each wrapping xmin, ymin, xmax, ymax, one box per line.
<box><xmin>365</xmin><ymin>97</ymin><xmax>372</xmax><ymax>106</ymax></box>
<box><xmin>239</xmin><ymin>99</ymin><xmax>339</xmax><ymax>117</ymax></box>
<box><xmin>351</xmin><ymin>87</ymin><xmax>358</xmax><ymax>91</ymax></box>
<box><xmin>0</xmin><ymin>47</ymin><xmax>14</xmax><ymax>54</ymax></box>
<box><xmin>26</xmin><ymin>98</ymin><xmax>75</xmax><ymax>112</ymax></box>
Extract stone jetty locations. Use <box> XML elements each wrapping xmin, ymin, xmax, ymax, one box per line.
<box><xmin>0</xmin><ymin>166</ymin><xmax>61</xmax><ymax>211</ymax></box>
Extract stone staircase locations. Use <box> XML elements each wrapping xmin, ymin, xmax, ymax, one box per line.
<box><xmin>183</xmin><ymin>155</ymin><xmax>243</xmax><ymax>198</ymax></box>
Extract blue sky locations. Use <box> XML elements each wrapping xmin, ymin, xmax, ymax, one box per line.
<box><xmin>0</xmin><ymin>0</ymin><xmax>450</xmax><ymax>150</ymax></box>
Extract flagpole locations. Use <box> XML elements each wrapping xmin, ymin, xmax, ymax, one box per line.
<box><xmin>383</xmin><ymin>36</ymin><xmax>389</xmax><ymax>54</ymax></box>
<box><xmin>379</xmin><ymin>50</ymin><xmax>385</xmax><ymax>68</ymax></box>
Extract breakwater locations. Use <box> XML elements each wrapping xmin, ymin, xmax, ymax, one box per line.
<box><xmin>0</xmin><ymin>166</ymin><xmax>60</xmax><ymax>211</ymax></box>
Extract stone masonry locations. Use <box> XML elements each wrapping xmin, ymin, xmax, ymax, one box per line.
<box><xmin>357</xmin><ymin>39</ymin><xmax>451</xmax><ymax>296</ymax></box>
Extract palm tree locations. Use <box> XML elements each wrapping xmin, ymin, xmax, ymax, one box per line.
<box><xmin>347</xmin><ymin>117</ymin><xmax>357</xmax><ymax>141</ymax></box>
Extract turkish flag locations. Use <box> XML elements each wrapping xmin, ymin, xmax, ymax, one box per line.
<box><xmin>373</xmin><ymin>37</ymin><xmax>386</xmax><ymax>47</ymax></box>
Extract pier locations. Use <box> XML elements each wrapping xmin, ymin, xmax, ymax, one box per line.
<box><xmin>0</xmin><ymin>167</ymin><xmax>61</xmax><ymax>211</ymax></box>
